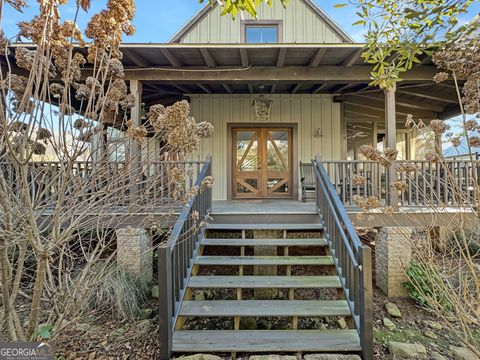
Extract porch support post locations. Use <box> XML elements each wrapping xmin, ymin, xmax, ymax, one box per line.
<box><xmin>129</xmin><ymin>80</ymin><xmax>143</xmax><ymax>199</ymax></box>
<box><xmin>384</xmin><ymin>86</ymin><xmax>399</xmax><ymax>210</ymax></box>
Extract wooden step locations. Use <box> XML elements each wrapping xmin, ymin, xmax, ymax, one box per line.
<box><xmin>179</xmin><ymin>300</ymin><xmax>351</xmax><ymax>317</ymax></box>
<box><xmin>188</xmin><ymin>276</ymin><xmax>342</xmax><ymax>289</ymax></box>
<box><xmin>172</xmin><ymin>330</ymin><xmax>361</xmax><ymax>352</ymax></box>
<box><xmin>201</xmin><ymin>238</ymin><xmax>328</xmax><ymax>247</ymax></box>
<box><xmin>207</xmin><ymin>223</ymin><xmax>323</xmax><ymax>230</ymax></box>
<box><xmin>195</xmin><ymin>256</ymin><xmax>334</xmax><ymax>266</ymax></box>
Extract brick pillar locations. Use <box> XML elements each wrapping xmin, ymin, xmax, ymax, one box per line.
<box><xmin>253</xmin><ymin>229</ymin><xmax>281</xmax><ymax>299</ymax></box>
<box><xmin>116</xmin><ymin>227</ymin><xmax>152</xmax><ymax>282</ymax></box>
<box><xmin>376</xmin><ymin>227</ymin><xmax>413</xmax><ymax>297</ymax></box>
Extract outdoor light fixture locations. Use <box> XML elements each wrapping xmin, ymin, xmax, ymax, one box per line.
<box><xmin>252</xmin><ymin>85</ymin><xmax>273</xmax><ymax>120</ymax></box>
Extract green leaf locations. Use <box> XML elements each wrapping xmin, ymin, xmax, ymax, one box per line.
<box><xmin>334</xmin><ymin>3</ymin><xmax>348</xmax><ymax>8</ymax></box>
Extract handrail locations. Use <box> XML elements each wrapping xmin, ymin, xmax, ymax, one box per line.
<box><xmin>318</xmin><ymin>159</ymin><xmax>480</xmax><ymax>208</ymax></box>
<box><xmin>158</xmin><ymin>155</ymin><xmax>212</xmax><ymax>360</ymax></box>
<box><xmin>313</xmin><ymin>155</ymin><xmax>373</xmax><ymax>360</ymax></box>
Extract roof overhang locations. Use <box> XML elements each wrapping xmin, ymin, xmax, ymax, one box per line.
<box><xmin>3</xmin><ymin>43</ymin><xmax>462</xmax><ymax>131</ymax></box>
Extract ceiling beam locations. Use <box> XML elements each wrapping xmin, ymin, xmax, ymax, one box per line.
<box><xmin>196</xmin><ymin>84</ymin><xmax>212</xmax><ymax>94</ymax></box>
<box><xmin>170</xmin><ymin>83</ymin><xmax>191</xmax><ymax>93</ymax></box>
<box><xmin>345</xmin><ymin>108</ymin><xmax>381</xmax><ymax>119</ymax></box>
<box><xmin>291</xmin><ymin>84</ymin><xmax>302</xmax><ymax>94</ymax></box>
<box><xmin>160</xmin><ymin>49</ymin><xmax>183</xmax><ymax>67</ymax></box>
<box><xmin>354</xmin><ymin>93</ymin><xmax>444</xmax><ymax>113</ymax></box>
<box><xmin>124</xmin><ymin>48</ymin><xmax>149</xmax><ymax>67</ymax></box>
<box><xmin>396</xmin><ymin>89</ymin><xmax>458</xmax><ymax>104</ymax></box>
<box><xmin>311</xmin><ymin>84</ymin><xmax>329</xmax><ymax>94</ymax></box>
<box><xmin>117</xmin><ymin>66</ymin><xmax>438</xmax><ymax>82</ymax></box>
<box><xmin>222</xmin><ymin>84</ymin><xmax>233</xmax><ymax>94</ymax></box>
<box><xmin>342</xmin><ymin>48</ymin><xmax>363</xmax><ymax>67</ymax></box>
<box><xmin>345</xmin><ymin>97</ymin><xmax>436</xmax><ymax>118</ymax></box>
<box><xmin>330</xmin><ymin>83</ymin><xmax>352</xmax><ymax>94</ymax></box>
<box><xmin>276</xmin><ymin>48</ymin><xmax>287</xmax><ymax>67</ymax></box>
<box><xmin>240</xmin><ymin>48</ymin><xmax>249</xmax><ymax>67</ymax></box>
<box><xmin>199</xmin><ymin>48</ymin><xmax>217</xmax><ymax>68</ymax></box>
<box><xmin>308</xmin><ymin>48</ymin><xmax>327</xmax><ymax>67</ymax></box>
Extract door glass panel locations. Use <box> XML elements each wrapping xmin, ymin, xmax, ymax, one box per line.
<box><xmin>268</xmin><ymin>178</ymin><xmax>289</xmax><ymax>193</ymax></box>
<box><xmin>236</xmin><ymin>131</ymin><xmax>258</xmax><ymax>171</ymax></box>
<box><xmin>236</xmin><ymin>178</ymin><xmax>258</xmax><ymax>194</ymax></box>
<box><xmin>267</xmin><ymin>130</ymin><xmax>289</xmax><ymax>171</ymax></box>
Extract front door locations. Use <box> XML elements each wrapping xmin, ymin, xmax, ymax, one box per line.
<box><xmin>232</xmin><ymin>127</ymin><xmax>292</xmax><ymax>199</ymax></box>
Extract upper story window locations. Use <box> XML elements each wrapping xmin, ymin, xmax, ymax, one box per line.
<box><xmin>242</xmin><ymin>20</ymin><xmax>283</xmax><ymax>43</ymax></box>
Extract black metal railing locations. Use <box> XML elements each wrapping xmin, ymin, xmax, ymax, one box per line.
<box><xmin>319</xmin><ymin>159</ymin><xmax>480</xmax><ymax>208</ymax></box>
<box><xmin>313</xmin><ymin>156</ymin><xmax>373</xmax><ymax>360</ymax></box>
<box><xmin>158</xmin><ymin>155</ymin><xmax>212</xmax><ymax>360</ymax></box>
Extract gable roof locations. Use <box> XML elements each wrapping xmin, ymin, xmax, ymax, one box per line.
<box><xmin>169</xmin><ymin>0</ymin><xmax>353</xmax><ymax>43</ymax></box>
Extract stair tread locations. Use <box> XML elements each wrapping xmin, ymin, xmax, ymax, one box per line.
<box><xmin>179</xmin><ymin>300</ymin><xmax>351</xmax><ymax>317</ymax></box>
<box><xmin>195</xmin><ymin>255</ymin><xmax>334</xmax><ymax>266</ymax></box>
<box><xmin>188</xmin><ymin>276</ymin><xmax>342</xmax><ymax>289</ymax></box>
<box><xmin>207</xmin><ymin>223</ymin><xmax>323</xmax><ymax>230</ymax></box>
<box><xmin>172</xmin><ymin>330</ymin><xmax>361</xmax><ymax>352</ymax></box>
<box><xmin>201</xmin><ymin>238</ymin><xmax>328</xmax><ymax>246</ymax></box>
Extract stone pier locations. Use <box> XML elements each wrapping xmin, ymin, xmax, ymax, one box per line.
<box><xmin>376</xmin><ymin>227</ymin><xmax>413</xmax><ymax>297</ymax></box>
<box><xmin>116</xmin><ymin>227</ymin><xmax>153</xmax><ymax>282</ymax></box>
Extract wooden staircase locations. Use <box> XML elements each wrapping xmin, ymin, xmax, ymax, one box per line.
<box><xmin>158</xmin><ymin>158</ymin><xmax>372</xmax><ymax>359</ymax></box>
<box><xmin>171</xmin><ymin>221</ymin><xmax>362</xmax><ymax>355</ymax></box>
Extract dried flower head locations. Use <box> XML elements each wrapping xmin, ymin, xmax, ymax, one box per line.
<box><xmin>126</xmin><ymin>119</ymin><xmax>147</xmax><ymax>142</ymax></box>
<box><xmin>353</xmin><ymin>195</ymin><xmax>381</xmax><ymax>212</ymax></box>
<box><xmin>49</xmin><ymin>83</ymin><xmax>65</xmax><ymax>99</ymax></box>
<box><xmin>36</xmin><ymin>128</ymin><xmax>52</xmax><ymax>141</ymax></box>
<box><xmin>425</xmin><ymin>152</ymin><xmax>440</xmax><ymax>163</ymax></box>
<box><xmin>74</xmin><ymin>118</ymin><xmax>90</xmax><ymax>130</ymax></box>
<box><xmin>352</xmin><ymin>175</ymin><xmax>366</xmax><ymax>186</ymax></box>
<box><xmin>392</xmin><ymin>181</ymin><xmax>408</xmax><ymax>192</ymax></box>
<box><xmin>468</xmin><ymin>136</ymin><xmax>480</xmax><ymax>148</ymax></box>
<box><xmin>399</xmin><ymin>162</ymin><xmax>417</xmax><ymax>173</ymax></box>
<box><xmin>31</xmin><ymin>141</ymin><xmax>46</xmax><ymax>155</ymax></box>
<box><xmin>120</xmin><ymin>93</ymin><xmax>136</xmax><ymax>110</ymax></box>
<box><xmin>359</xmin><ymin>144</ymin><xmax>381</xmax><ymax>161</ymax></box>
<box><xmin>433</xmin><ymin>72</ymin><xmax>449</xmax><ymax>83</ymax></box>
<box><xmin>384</xmin><ymin>147</ymin><xmax>398</xmax><ymax>161</ymax></box>
<box><xmin>464</xmin><ymin>120</ymin><xmax>478</xmax><ymax>131</ymax></box>
<box><xmin>10</xmin><ymin>121</ymin><xmax>28</xmax><ymax>132</ymax></box>
<box><xmin>451</xmin><ymin>137</ymin><xmax>461</xmax><ymax>147</ymax></box>
<box><xmin>429</xmin><ymin>119</ymin><xmax>447</xmax><ymax>135</ymax></box>
<box><xmin>196</xmin><ymin>121</ymin><xmax>214</xmax><ymax>138</ymax></box>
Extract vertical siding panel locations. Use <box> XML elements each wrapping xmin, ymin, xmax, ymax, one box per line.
<box><xmin>332</xmin><ymin>102</ymin><xmax>341</xmax><ymax>159</ymax></box>
<box><xmin>312</xmin><ymin>95</ymin><xmax>322</xmax><ymax>157</ymax></box>
<box><xmin>321</xmin><ymin>95</ymin><xmax>332</xmax><ymax>159</ymax></box>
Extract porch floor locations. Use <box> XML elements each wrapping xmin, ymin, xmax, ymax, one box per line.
<box><xmin>212</xmin><ymin>200</ymin><xmax>316</xmax><ymax>214</ymax></box>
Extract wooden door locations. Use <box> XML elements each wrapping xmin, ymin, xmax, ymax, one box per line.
<box><xmin>232</xmin><ymin>127</ymin><xmax>292</xmax><ymax>199</ymax></box>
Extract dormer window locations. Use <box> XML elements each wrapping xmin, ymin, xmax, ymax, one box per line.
<box><xmin>242</xmin><ymin>20</ymin><xmax>283</xmax><ymax>43</ymax></box>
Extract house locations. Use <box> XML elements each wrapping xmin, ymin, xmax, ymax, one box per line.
<box><xmin>4</xmin><ymin>1</ymin><xmax>477</xmax><ymax>359</ymax></box>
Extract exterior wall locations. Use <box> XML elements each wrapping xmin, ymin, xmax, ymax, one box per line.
<box><xmin>178</xmin><ymin>0</ymin><xmax>345</xmax><ymax>44</ymax></box>
<box><xmin>189</xmin><ymin>94</ymin><xmax>342</xmax><ymax>200</ymax></box>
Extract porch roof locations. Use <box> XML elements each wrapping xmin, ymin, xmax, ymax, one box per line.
<box><xmin>5</xmin><ymin>43</ymin><xmax>462</xmax><ymax>135</ymax></box>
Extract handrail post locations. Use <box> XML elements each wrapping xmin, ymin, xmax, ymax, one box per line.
<box><xmin>359</xmin><ymin>246</ymin><xmax>373</xmax><ymax>360</ymax></box>
<box><xmin>158</xmin><ymin>245</ymin><xmax>173</xmax><ymax>360</ymax></box>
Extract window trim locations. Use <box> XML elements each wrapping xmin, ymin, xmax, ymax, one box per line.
<box><xmin>241</xmin><ymin>20</ymin><xmax>283</xmax><ymax>43</ymax></box>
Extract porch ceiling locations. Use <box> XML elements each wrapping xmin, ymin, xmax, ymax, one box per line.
<box><xmin>4</xmin><ymin>43</ymin><xmax>462</xmax><ymax>131</ymax></box>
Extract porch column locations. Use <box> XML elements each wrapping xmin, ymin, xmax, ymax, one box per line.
<box><xmin>384</xmin><ymin>86</ymin><xmax>399</xmax><ymax>209</ymax></box>
<box><xmin>129</xmin><ymin>80</ymin><xmax>143</xmax><ymax>198</ymax></box>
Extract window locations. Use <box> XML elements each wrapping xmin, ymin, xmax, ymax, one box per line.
<box><xmin>246</xmin><ymin>26</ymin><xmax>278</xmax><ymax>43</ymax></box>
<box><xmin>242</xmin><ymin>20</ymin><xmax>282</xmax><ymax>43</ymax></box>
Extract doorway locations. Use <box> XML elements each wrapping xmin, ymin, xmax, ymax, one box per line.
<box><xmin>232</xmin><ymin>127</ymin><xmax>293</xmax><ymax>199</ymax></box>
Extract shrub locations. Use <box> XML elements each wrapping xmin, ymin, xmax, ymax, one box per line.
<box><xmin>404</xmin><ymin>261</ymin><xmax>452</xmax><ymax>311</ymax></box>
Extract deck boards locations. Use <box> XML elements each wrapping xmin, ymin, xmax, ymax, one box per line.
<box><xmin>179</xmin><ymin>300</ymin><xmax>351</xmax><ymax>317</ymax></box>
<box><xmin>172</xmin><ymin>330</ymin><xmax>361</xmax><ymax>352</ymax></box>
<box><xmin>188</xmin><ymin>276</ymin><xmax>342</xmax><ymax>289</ymax></box>
<box><xmin>201</xmin><ymin>238</ymin><xmax>328</xmax><ymax>246</ymax></box>
<box><xmin>195</xmin><ymin>255</ymin><xmax>334</xmax><ymax>266</ymax></box>
<box><xmin>207</xmin><ymin>223</ymin><xmax>323</xmax><ymax>230</ymax></box>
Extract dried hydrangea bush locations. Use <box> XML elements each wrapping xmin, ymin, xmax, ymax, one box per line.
<box><xmin>0</xmin><ymin>0</ymin><xmax>213</xmax><ymax>342</ymax></box>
